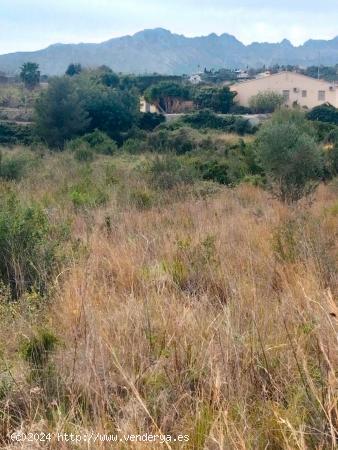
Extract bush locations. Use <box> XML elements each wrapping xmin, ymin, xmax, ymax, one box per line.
<box><xmin>230</xmin><ymin>104</ymin><xmax>252</xmax><ymax>114</ymax></box>
<box><xmin>0</xmin><ymin>152</ymin><xmax>33</xmax><ymax>181</ymax></box>
<box><xmin>129</xmin><ymin>189</ymin><xmax>154</xmax><ymax>209</ymax></box>
<box><xmin>311</xmin><ymin>121</ymin><xmax>338</xmax><ymax>142</ymax></box>
<box><xmin>324</xmin><ymin>129</ymin><xmax>338</xmax><ymax>176</ymax></box>
<box><xmin>0</xmin><ymin>193</ymin><xmax>64</xmax><ymax>298</ymax></box>
<box><xmin>69</xmin><ymin>168</ymin><xmax>108</xmax><ymax>208</ymax></box>
<box><xmin>249</xmin><ymin>91</ymin><xmax>284</xmax><ymax>113</ymax></box>
<box><xmin>194</xmin><ymin>159</ymin><xmax>229</xmax><ymax>185</ymax></box>
<box><xmin>256</xmin><ymin>110</ymin><xmax>323</xmax><ymax>202</ymax></box>
<box><xmin>122</xmin><ymin>138</ymin><xmax>147</xmax><ymax>154</ymax></box>
<box><xmin>67</xmin><ymin>130</ymin><xmax>118</xmax><ymax>157</ymax></box>
<box><xmin>148</xmin><ymin>155</ymin><xmax>198</xmax><ymax>190</ymax></box>
<box><xmin>0</xmin><ymin>123</ymin><xmax>35</xmax><ymax>146</ymax></box>
<box><xmin>307</xmin><ymin>104</ymin><xmax>338</xmax><ymax>124</ymax></box>
<box><xmin>138</xmin><ymin>112</ymin><xmax>165</xmax><ymax>131</ymax></box>
<box><xmin>181</xmin><ymin>110</ymin><xmax>253</xmax><ymax>135</ymax></box>
<box><xmin>74</xmin><ymin>144</ymin><xmax>95</xmax><ymax>162</ymax></box>
<box><xmin>147</xmin><ymin>127</ymin><xmax>197</xmax><ymax>154</ymax></box>
<box><xmin>80</xmin><ymin>129</ymin><xmax>118</xmax><ymax>155</ymax></box>
<box><xmin>20</xmin><ymin>329</ymin><xmax>58</xmax><ymax>367</ymax></box>
<box><xmin>193</xmin><ymin>86</ymin><xmax>236</xmax><ymax>113</ymax></box>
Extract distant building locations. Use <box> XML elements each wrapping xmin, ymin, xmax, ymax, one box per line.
<box><xmin>189</xmin><ymin>74</ymin><xmax>203</xmax><ymax>85</ymax></box>
<box><xmin>140</xmin><ymin>97</ymin><xmax>161</xmax><ymax>114</ymax></box>
<box><xmin>230</xmin><ymin>71</ymin><xmax>338</xmax><ymax>109</ymax></box>
<box><xmin>235</xmin><ymin>69</ymin><xmax>249</xmax><ymax>80</ymax></box>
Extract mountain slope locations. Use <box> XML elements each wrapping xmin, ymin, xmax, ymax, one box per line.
<box><xmin>0</xmin><ymin>28</ymin><xmax>337</xmax><ymax>75</ymax></box>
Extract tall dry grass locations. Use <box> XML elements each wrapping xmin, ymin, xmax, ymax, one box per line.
<box><xmin>1</xmin><ymin>179</ymin><xmax>337</xmax><ymax>449</ymax></box>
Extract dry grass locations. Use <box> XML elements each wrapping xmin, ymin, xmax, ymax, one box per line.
<box><xmin>0</xmin><ymin>153</ymin><xmax>337</xmax><ymax>449</ymax></box>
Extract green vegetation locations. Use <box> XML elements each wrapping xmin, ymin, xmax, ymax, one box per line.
<box><xmin>249</xmin><ymin>90</ymin><xmax>285</xmax><ymax>113</ymax></box>
<box><xmin>181</xmin><ymin>109</ymin><xmax>253</xmax><ymax>134</ymax></box>
<box><xmin>0</xmin><ymin>94</ymin><xmax>337</xmax><ymax>448</ymax></box>
<box><xmin>307</xmin><ymin>103</ymin><xmax>338</xmax><ymax>125</ymax></box>
<box><xmin>0</xmin><ymin>122</ymin><xmax>34</xmax><ymax>146</ymax></box>
<box><xmin>20</xmin><ymin>62</ymin><xmax>40</xmax><ymax>90</ymax></box>
<box><xmin>256</xmin><ymin>110</ymin><xmax>323</xmax><ymax>201</ymax></box>
<box><xmin>193</xmin><ymin>86</ymin><xmax>236</xmax><ymax>113</ymax></box>
<box><xmin>144</xmin><ymin>81</ymin><xmax>191</xmax><ymax>113</ymax></box>
<box><xmin>35</xmin><ymin>77</ymin><xmax>89</xmax><ymax>148</ymax></box>
<box><xmin>65</xmin><ymin>63</ymin><xmax>82</xmax><ymax>77</ymax></box>
<box><xmin>0</xmin><ymin>191</ymin><xmax>65</xmax><ymax>298</ymax></box>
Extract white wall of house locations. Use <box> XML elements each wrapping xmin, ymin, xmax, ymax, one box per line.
<box><xmin>230</xmin><ymin>72</ymin><xmax>338</xmax><ymax>109</ymax></box>
<box><xmin>140</xmin><ymin>97</ymin><xmax>160</xmax><ymax>113</ymax></box>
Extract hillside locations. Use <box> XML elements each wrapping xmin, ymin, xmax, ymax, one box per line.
<box><xmin>1</xmin><ymin>28</ymin><xmax>338</xmax><ymax>75</ymax></box>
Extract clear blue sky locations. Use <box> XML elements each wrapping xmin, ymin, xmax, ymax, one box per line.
<box><xmin>1</xmin><ymin>0</ymin><xmax>337</xmax><ymax>54</ymax></box>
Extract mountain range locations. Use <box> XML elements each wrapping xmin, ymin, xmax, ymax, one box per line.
<box><xmin>1</xmin><ymin>28</ymin><xmax>338</xmax><ymax>76</ymax></box>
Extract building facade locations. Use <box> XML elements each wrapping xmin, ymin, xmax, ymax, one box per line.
<box><xmin>230</xmin><ymin>71</ymin><xmax>338</xmax><ymax>109</ymax></box>
<box><xmin>140</xmin><ymin>97</ymin><xmax>161</xmax><ymax>114</ymax></box>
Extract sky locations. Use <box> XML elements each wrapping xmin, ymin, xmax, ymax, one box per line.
<box><xmin>0</xmin><ymin>0</ymin><xmax>337</xmax><ymax>55</ymax></box>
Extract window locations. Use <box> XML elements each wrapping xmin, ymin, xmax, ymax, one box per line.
<box><xmin>302</xmin><ymin>90</ymin><xmax>307</xmax><ymax>98</ymax></box>
<box><xmin>282</xmin><ymin>90</ymin><xmax>290</xmax><ymax>101</ymax></box>
<box><xmin>318</xmin><ymin>90</ymin><xmax>326</xmax><ymax>101</ymax></box>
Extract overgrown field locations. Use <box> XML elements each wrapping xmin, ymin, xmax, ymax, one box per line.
<box><xmin>0</xmin><ymin>139</ymin><xmax>337</xmax><ymax>449</ymax></box>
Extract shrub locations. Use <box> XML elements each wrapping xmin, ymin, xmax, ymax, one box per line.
<box><xmin>311</xmin><ymin>121</ymin><xmax>338</xmax><ymax>142</ymax></box>
<box><xmin>198</xmin><ymin>159</ymin><xmax>229</xmax><ymax>185</ymax></box>
<box><xmin>182</xmin><ymin>110</ymin><xmax>228</xmax><ymax>130</ymax></box>
<box><xmin>193</xmin><ymin>86</ymin><xmax>236</xmax><ymax>113</ymax></box>
<box><xmin>69</xmin><ymin>169</ymin><xmax>108</xmax><ymax>208</ymax></box>
<box><xmin>148</xmin><ymin>155</ymin><xmax>198</xmax><ymax>190</ymax></box>
<box><xmin>0</xmin><ymin>153</ymin><xmax>33</xmax><ymax>181</ymax></box>
<box><xmin>129</xmin><ymin>189</ymin><xmax>154</xmax><ymax>209</ymax></box>
<box><xmin>147</xmin><ymin>127</ymin><xmax>197</xmax><ymax>154</ymax></box>
<box><xmin>249</xmin><ymin>91</ymin><xmax>285</xmax><ymax>113</ymax></box>
<box><xmin>181</xmin><ymin>110</ymin><xmax>253</xmax><ymax>134</ymax></box>
<box><xmin>0</xmin><ymin>123</ymin><xmax>35</xmax><ymax>146</ymax></box>
<box><xmin>307</xmin><ymin>104</ymin><xmax>338</xmax><ymax>125</ymax></box>
<box><xmin>0</xmin><ymin>193</ymin><xmax>63</xmax><ymax>298</ymax></box>
<box><xmin>138</xmin><ymin>112</ymin><xmax>165</xmax><ymax>131</ymax></box>
<box><xmin>230</xmin><ymin>104</ymin><xmax>252</xmax><ymax>114</ymax></box>
<box><xmin>20</xmin><ymin>329</ymin><xmax>58</xmax><ymax>367</ymax></box>
<box><xmin>256</xmin><ymin>111</ymin><xmax>323</xmax><ymax>202</ymax></box>
<box><xmin>80</xmin><ymin>129</ymin><xmax>118</xmax><ymax>155</ymax></box>
<box><xmin>324</xmin><ymin>129</ymin><xmax>338</xmax><ymax>176</ymax></box>
<box><xmin>67</xmin><ymin>130</ymin><xmax>118</xmax><ymax>162</ymax></box>
<box><xmin>122</xmin><ymin>138</ymin><xmax>146</xmax><ymax>154</ymax></box>
<box><xmin>74</xmin><ymin>144</ymin><xmax>95</xmax><ymax>162</ymax></box>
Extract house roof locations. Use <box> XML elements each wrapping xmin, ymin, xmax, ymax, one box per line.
<box><xmin>231</xmin><ymin>71</ymin><xmax>336</xmax><ymax>88</ymax></box>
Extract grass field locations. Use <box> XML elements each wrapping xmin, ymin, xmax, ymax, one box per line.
<box><xmin>0</xmin><ymin>146</ymin><xmax>337</xmax><ymax>449</ymax></box>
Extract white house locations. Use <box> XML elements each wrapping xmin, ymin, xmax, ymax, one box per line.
<box><xmin>230</xmin><ymin>71</ymin><xmax>338</xmax><ymax>109</ymax></box>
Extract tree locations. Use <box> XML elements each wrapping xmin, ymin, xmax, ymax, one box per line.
<box><xmin>144</xmin><ymin>81</ymin><xmax>191</xmax><ymax>113</ymax></box>
<box><xmin>249</xmin><ymin>91</ymin><xmax>284</xmax><ymax>113</ymax></box>
<box><xmin>256</xmin><ymin>110</ymin><xmax>323</xmax><ymax>202</ymax></box>
<box><xmin>193</xmin><ymin>86</ymin><xmax>236</xmax><ymax>113</ymax></box>
<box><xmin>65</xmin><ymin>63</ymin><xmax>82</xmax><ymax>76</ymax></box>
<box><xmin>20</xmin><ymin>62</ymin><xmax>40</xmax><ymax>89</ymax></box>
<box><xmin>76</xmin><ymin>78</ymin><xmax>139</xmax><ymax>142</ymax></box>
<box><xmin>35</xmin><ymin>77</ymin><xmax>90</xmax><ymax>148</ymax></box>
<box><xmin>307</xmin><ymin>104</ymin><xmax>338</xmax><ymax>125</ymax></box>
<box><xmin>138</xmin><ymin>112</ymin><xmax>165</xmax><ymax>131</ymax></box>
<box><xmin>97</xmin><ymin>66</ymin><xmax>119</xmax><ymax>88</ymax></box>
